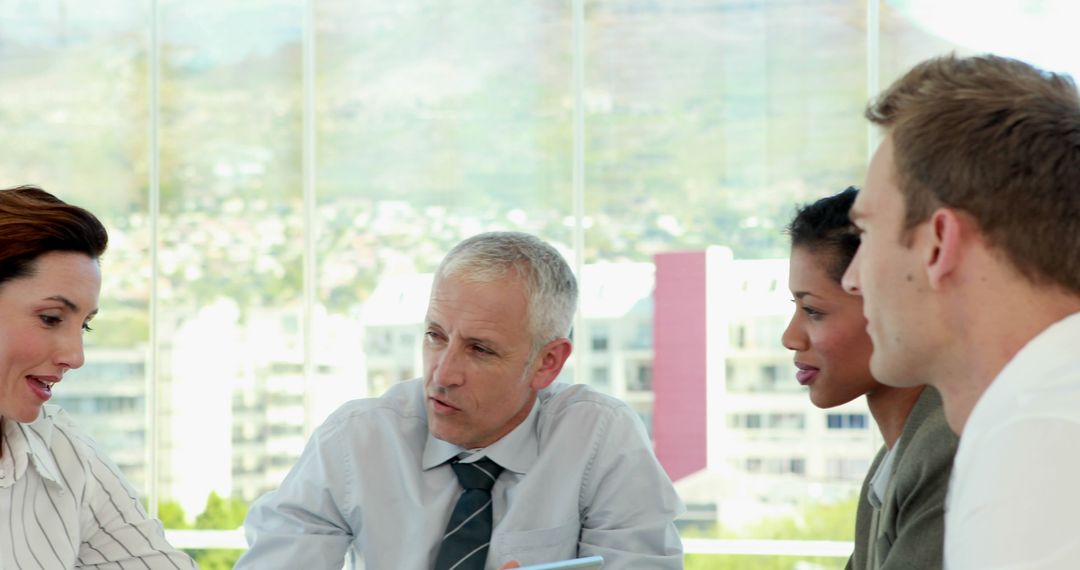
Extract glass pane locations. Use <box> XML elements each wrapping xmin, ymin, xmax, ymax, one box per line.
<box><xmin>880</xmin><ymin>1</ymin><xmax>1080</xmax><ymax>86</ymax></box>
<box><xmin>584</xmin><ymin>0</ymin><xmax>872</xmax><ymax>545</ymax></box>
<box><xmin>313</xmin><ymin>0</ymin><xmax>573</xmax><ymax>403</ymax></box>
<box><xmin>155</xmin><ymin>5</ymin><xmax>303</xmax><ymax>570</ymax></box>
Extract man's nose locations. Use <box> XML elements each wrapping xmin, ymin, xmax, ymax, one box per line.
<box><xmin>842</xmin><ymin>248</ymin><xmax>863</xmax><ymax>296</ymax></box>
<box><xmin>432</xmin><ymin>347</ymin><xmax>465</xmax><ymax>387</ymax></box>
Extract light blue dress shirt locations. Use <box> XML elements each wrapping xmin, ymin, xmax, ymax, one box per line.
<box><xmin>237</xmin><ymin>379</ymin><xmax>684</xmax><ymax>569</ymax></box>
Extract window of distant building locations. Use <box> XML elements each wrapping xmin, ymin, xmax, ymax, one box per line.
<box><xmin>627</xmin><ymin>363</ymin><xmax>652</xmax><ymax>392</ymax></box>
<box><xmin>761</xmin><ymin>364</ymin><xmax>779</xmax><ymax>389</ymax></box>
<box><xmin>740</xmin><ymin>457</ymin><xmax>806</xmax><ymax>475</ymax></box>
<box><xmin>591</xmin><ymin>366</ymin><xmax>610</xmax><ymax>392</ymax></box>
<box><xmin>730</xmin><ymin>412</ymin><xmax>805</xmax><ymax>431</ymax></box>
<box><xmin>591</xmin><ymin>326</ymin><xmax>609</xmax><ymax>352</ymax></box>
<box><xmin>767</xmin><ymin>413</ymin><xmax>805</xmax><ymax>430</ymax></box>
<box><xmin>630</xmin><ymin>321</ymin><xmax>652</xmax><ymax>350</ymax></box>
<box><xmin>826</xmin><ymin>413</ymin><xmax>869</xmax><ymax>430</ymax></box>
<box><xmin>790</xmin><ymin>458</ymin><xmax>806</xmax><ymax>475</ymax></box>
<box><xmin>826</xmin><ymin>457</ymin><xmax>871</xmax><ymax>481</ymax></box>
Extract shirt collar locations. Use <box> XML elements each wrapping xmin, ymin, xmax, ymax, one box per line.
<box><xmin>422</xmin><ymin>395</ymin><xmax>541</xmax><ymax>475</ymax></box>
<box><xmin>1</xmin><ymin>408</ymin><xmax>63</xmax><ymax>486</ymax></box>
<box><xmin>967</xmin><ymin>310</ymin><xmax>1080</xmax><ymax>433</ymax></box>
<box><xmin>868</xmin><ymin>437</ymin><xmax>900</xmax><ymax>509</ymax></box>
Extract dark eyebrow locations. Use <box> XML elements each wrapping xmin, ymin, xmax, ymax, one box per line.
<box><xmin>44</xmin><ymin>295</ymin><xmax>98</xmax><ymax>318</ymax></box>
<box><xmin>45</xmin><ymin>295</ymin><xmax>78</xmax><ymax>311</ymax></box>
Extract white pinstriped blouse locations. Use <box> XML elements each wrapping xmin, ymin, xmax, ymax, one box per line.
<box><xmin>0</xmin><ymin>406</ymin><xmax>196</xmax><ymax>570</ymax></box>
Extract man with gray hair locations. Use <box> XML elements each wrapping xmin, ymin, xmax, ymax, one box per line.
<box><xmin>238</xmin><ymin>232</ymin><xmax>685</xmax><ymax>570</ymax></box>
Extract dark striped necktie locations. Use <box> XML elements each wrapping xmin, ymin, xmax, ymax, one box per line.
<box><xmin>433</xmin><ymin>457</ymin><xmax>505</xmax><ymax>570</ymax></box>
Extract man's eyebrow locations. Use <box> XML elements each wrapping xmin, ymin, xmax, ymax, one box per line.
<box><xmin>424</xmin><ymin>316</ymin><xmax>502</xmax><ymax>348</ymax></box>
<box><xmin>425</xmin><ymin>317</ymin><xmax>449</xmax><ymax>331</ymax></box>
<box><xmin>793</xmin><ymin>291</ymin><xmax>813</xmax><ymax>300</ymax></box>
<box><xmin>464</xmin><ymin>335</ymin><xmax>500</xmax><ymax>348</ymax></box>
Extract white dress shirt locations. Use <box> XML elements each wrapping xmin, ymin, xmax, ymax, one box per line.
<box><xmin>237</xmin><ymin>379</ymin><xmax>685</xmax><ymax>570</ymax></box>
<box><xmin>945</xmin><ymin>311</ymin><xmax>1080</xmax><ymax>569</ymax></box>
<box><xmin>866</xmin><ymin>439</ymin><xmax>897</xmax><ymax>511</ymax></box>
<box><xmin>0</xmin><ymin>406</ymin><xmax>196</xmax><ymax>570</ymax></box>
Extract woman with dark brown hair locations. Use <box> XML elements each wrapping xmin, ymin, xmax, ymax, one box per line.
<box><xmin>0</xmin><ymin>186</ymin><xmax>195</xmax><ymax>568</ymax></box>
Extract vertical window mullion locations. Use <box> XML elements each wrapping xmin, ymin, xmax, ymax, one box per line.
<box><xmin>571</xmin><ymin>0</ymin><xmax>586</xmax><ymax>384</ymax></box>
<box><xmin>301</xmin><ymin>0</ymin><xmax>318</xmax><ymax>438</ymax></box>
<box><xmin>146</xmin><ymin>0</ymin><xmax>162</xmax><ymax>519</ymax></box>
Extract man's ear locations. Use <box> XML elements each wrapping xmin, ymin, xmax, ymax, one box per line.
<box><xmin>529</xmin><ymin>338</ymin><xmax>573</xmax><ymax>391</ymax></box>
<box><xmin>925</xmin><ymin>207</ymin><xmax>966</xmax><ymax>290</ymax></box>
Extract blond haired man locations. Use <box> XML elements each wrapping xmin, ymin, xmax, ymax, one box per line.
<box><xmin>843</xmin><ymin>54</ymin><xmax>1080</xmax><ymax>569</ymax></box>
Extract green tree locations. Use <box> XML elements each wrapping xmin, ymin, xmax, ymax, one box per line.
<box><xmin>683</xmin><ymin>495</ymin><xmax>857</xmax><ymax>570</ymax></box>
<box><xmin>195</xmin><ymin>548</ymin><xmax>245</xmax><ymax>570</ymax></box>
<box><xmin>194</xmin><ymin>491</ymin><xmax>248</xmax><ymax>530</ymax></box>
<box><xmin>158</xmin><ymin>500</ymin><xmax>190</xmax><ymax>530</ymax></box>
<box><xmin>190</xmin><ymin>491</ymin><xmax>250</xmax><ymax>570</ymax></box>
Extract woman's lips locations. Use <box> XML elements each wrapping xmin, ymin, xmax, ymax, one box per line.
<box><xmin>26</xmin><ymin>376</ymin><xmax>55</xmax><ymax>401</ymax></box>
<box><xmin>794</xmin><ymin>363</ymin><xmax>819</xmax><ymax>386</ymax></box>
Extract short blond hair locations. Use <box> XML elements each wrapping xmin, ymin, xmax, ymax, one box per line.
<box><xmin>868</xmin><ymin>54</ymin><xmax>1080</xmax><ymax>293</ymax></box>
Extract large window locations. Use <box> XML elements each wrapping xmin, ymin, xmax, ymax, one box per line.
<box><xmin>0</xmin><ymin>0</ymin><xmax>1069</xmax><ymax>566</ymax></box>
